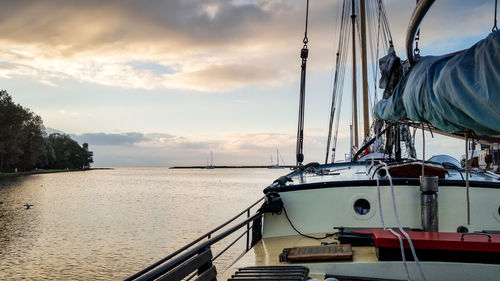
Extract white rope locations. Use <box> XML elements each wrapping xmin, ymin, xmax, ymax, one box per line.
<box><xmin>388</xmin><ymin>228</ymin><xmax>410</xmax><ymax>281</ymax></box>
<box><xmin>380</xmin><ymin>162</ymin><xmax>428</xmax><ymax>281</ymax></box>
<box><xmin>370</xmin><ymin>125</ymin><xmax>410</xmax><ymax>280</ymax></box>
<box><xmin>376</xmin><ymin>163</ymin><xmax>410</xmax><ymax>280</ymax></box>
<box><xmin>465</xmin><ymin>134</ymin><xmax>471</xmax><ymax>225</ymax></box>
<box><xmin>376</xmin><ymin>172</ymin><xmax>414</xmax><ymax>281</ymax></box>
<box><xmin>376</xmin><ymin>177</ymin><xmax>386</xmax><ymax>229</ymax></box>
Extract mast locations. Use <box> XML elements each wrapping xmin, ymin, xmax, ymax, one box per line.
<box><xmin>276</xmin><ymin>149</ymin><xmax>279</xmax><ymax>166</ymax></box>
<box><xmin>351</xmin><ymin>0</ymin><xmax>359</xmax><ymax>148</ymax></box>
<box><xmin>360</xmin><ymin>0</ymin><xmax>370</xmax><ymax>139</ymax></box>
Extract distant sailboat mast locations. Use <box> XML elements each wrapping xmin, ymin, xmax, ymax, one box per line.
<box><xmin>205</xmin><ymin>151</ymin><xmax>214</xmax><ymax>169</ymax></box>
<box><xmin>269</xmin><ymin>149</ymin><xmax>285</xmax><ymax>169</ymax></box>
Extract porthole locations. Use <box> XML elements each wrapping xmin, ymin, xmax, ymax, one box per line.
<box><xmin>350</xmin><ymin>195</ymin><xmax>375</xmax><ymax>220</ymax></box>
<box><xmin>493</xmin><ymin>199</ymin><xmax>500</xmax><ymax>223</ymax></box>
<box><xmin>353</xmin><ymin>198</ymin><xmax>371</xmax><ymax>215</ymax></box>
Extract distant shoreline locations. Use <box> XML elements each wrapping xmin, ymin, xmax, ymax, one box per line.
<box><xmin>169</xmin><ymin>166</ymin><xmax>294</xmax><ymax>169</ymax></box>
<box><xmin>0</xmin><ymin>167</ymin><xmax>113</xmax><ymax>179</ymax></box>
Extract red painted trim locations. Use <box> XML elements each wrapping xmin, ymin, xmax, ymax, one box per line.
<box><xmin>354</xmin><ymin>229</ymin><xmax>500</xmax><ymax>253</ymax></box>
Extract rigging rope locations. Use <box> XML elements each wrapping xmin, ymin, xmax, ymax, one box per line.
<box><xmin>303</xmin><ymin>0</ymin><xmax>309</xmax><ymax>44</ymax></box>
<box><xmin>296</xmin><ymin>0</ymin><xmax>310</xmax><ymax>167</ymax></box>
<box><xmin>325</xmin><ymin>52</ymin><xmax>341</xmax><ymax>164</ymax></box>
<box><xmin>331</xmin><ymin>0</ymin><xmax>350</xmax><ymax>162</ymax></box>
<box><xmin>326</xmin><ymin>0</ymin><xmax>351</xmax><ymax>163</ymax></box>
<box><xmin>325</xmin><ymin>0</ymin><xmax>393</xmax><ymax>162</ymax></box>
<box><xmin>421</xmin><ymin>123</ymin><xmax>425</xmax><ymax>177</ymax></box>
<box><xmin>373</xmin><ymin>0</ymin><xmax>392</xmax><ymax>107</ymax></box>
<box><xmin>465</xmin><ymin>133</ymin><xmax>471</xmax><ymax>225</ymax></box>
<box><xmin>325</xmin><ymin>1</ymin><xmax>344</xmax><ymax>164</ymax></box>
<box><xmin>494</xmin><ymin>0</ymin><xmax>498</xmax><ymax>32</ymax></box>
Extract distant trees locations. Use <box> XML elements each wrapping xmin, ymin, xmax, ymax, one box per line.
<box><xmin>46</xmin><ymin>133</ymin><xmax>93</xmax><ymax>170</ymax></box>
<box><xmin>0</xmin><ymin>90</ymin><xmax>93</xmax><ymax>172</ymax></box>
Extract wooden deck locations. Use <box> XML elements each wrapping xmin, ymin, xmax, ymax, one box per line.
<box><xmin>219</xmin><ymin>232</ymin><xmax>500</xmax><ymax>281</ymax></box>
<box><xmin>220</xmin><ymin>233</ymin><xmax>377</xmax><ymax>280</ymax></box>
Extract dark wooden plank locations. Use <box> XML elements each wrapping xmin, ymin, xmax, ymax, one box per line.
<box><xmin>195</xmin><ymin>265</ymin><xmax>217</xmax><ymax>281</ymax></box>
<box><xmin>326</xmin><ymin>274</ymin><xmax>405</xmax><ymax>281</ymax></box>
<box><xmin>234</xmin><ymin>273</ymin><xmax>305</xmax><ymax>276</ymax></box>
<box><xmin>227</xmin><ymin>276</ymin><xmax>305</xmax><ymax>281</ymax></box>
<box><xmin>281</xmin><ymin>245</ymin><xmax>352</xmax><ymax>262</ymax></box>
<box><xmin>236</xmin><ymin>270</ymin><xmax>307</xmax><ymax>273</ymax></box>
<box><xmin>238</xmin><ymin>266</ymin><xmax>307</xmax><ymax>270</ymax></box>
<box><xmin>157</xmin><ymin>248</ymin><xmax>212</xmax><ymax>281</ymax></box>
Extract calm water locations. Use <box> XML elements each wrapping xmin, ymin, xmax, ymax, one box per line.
<box><xmin>0</xmin><ymin>167</ymin><xmax>286</xmax><ymax>280</ymax></box>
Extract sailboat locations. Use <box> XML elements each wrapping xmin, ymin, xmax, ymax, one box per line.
<box><xmin>205</xmin><ymin>151</ymin><xmax>214</xmax><ymax>169</ymax></box>
<box><xmin>127</xmin><ymin>1</ymin><xmax>500</xmax><ymax>281</ymax></box>
<box><xmin>269</xmin><ymin>149</ymin><xmax>285</xmax><ymax>169</ymax></box>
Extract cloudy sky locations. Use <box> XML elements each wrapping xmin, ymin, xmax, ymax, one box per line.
<box><xmin>0</xmin><ymin>0</ymin><xmax>495</xmax><ymax>166</ymax></box>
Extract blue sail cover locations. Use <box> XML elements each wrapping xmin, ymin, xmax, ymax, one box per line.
<box><xmin>375</xmin><ymin>31</ymin><xmax>500</xmax><ymax>136</ymax></box>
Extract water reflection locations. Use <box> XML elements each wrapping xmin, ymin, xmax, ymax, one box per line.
<box><xmin>0</xmin><ymin>167</ymin><xmax>285</xmax><ymax>280</ymax></box>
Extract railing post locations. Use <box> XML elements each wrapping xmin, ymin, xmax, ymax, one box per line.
<box><xmin>246</xmin><ymin>209</ymin><xmax>250</xmax><ymax>251</ymax></box>
<box><xmin>251</xmin><ymin>213</ymin><xmax>263</xmax><ymax>248</ymax></box>
<box><xmin>197</xmin><ymin>247</ymin><xmax>213</xmax><ymax>277</ymax></box>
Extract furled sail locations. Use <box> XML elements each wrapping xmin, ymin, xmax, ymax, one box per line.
<box><xmin>374</xmin><ymin>31</ymin><xmax>500</xmax><ymax>136</ymax></box>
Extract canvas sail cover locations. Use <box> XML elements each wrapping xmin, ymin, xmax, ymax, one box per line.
<box><xmin>374</xmin><ymin>31</ymin><xmax>500</xmax><ymax>136</ymax></box>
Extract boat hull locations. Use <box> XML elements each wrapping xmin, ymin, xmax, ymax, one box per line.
<box><xmin>263</xmin><ymin>184</ymin><xmax>500</xmax><ymax>238</ymax></box>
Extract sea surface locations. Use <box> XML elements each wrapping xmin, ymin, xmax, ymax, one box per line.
<box><xmin>0</xmin><ymin>167</ymin><xmax>286</xmax><ymax>280</ymax></box>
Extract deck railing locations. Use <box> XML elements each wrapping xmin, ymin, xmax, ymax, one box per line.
<box><xmin>124</xmin><ymin>196</ymin><xmax>266</xmax><ymax>281</ymax></box>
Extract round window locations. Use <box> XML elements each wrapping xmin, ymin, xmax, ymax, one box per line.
<box><xmin>353</xmin><ymin>198</ymin><xmax>371</xmax><ymax>215</ymax></box>
<box><xmin>494</xmin><ymin>200</ymin><xmax>500</xmax><ymax>223</ymax></box>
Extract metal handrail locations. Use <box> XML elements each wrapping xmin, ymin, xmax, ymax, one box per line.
<box><xmin>184</xmin><ymin>228</ymin><xmax>251</xmax><ymax>281</ymax></box>
<box><xmin>125</xmin><ymin>196</ymin><xmax>265</xmax><ymax>281</ymax></box>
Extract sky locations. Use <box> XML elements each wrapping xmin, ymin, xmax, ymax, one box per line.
<box><xmin>0</xmin><ymin>0</ymin><xmax>496</xmax><ymax>166</ymax></box>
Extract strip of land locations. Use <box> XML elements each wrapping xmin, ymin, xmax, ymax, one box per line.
<box><xmin>170</xmin><ymin>166</ymin><xmax>294</xmax><ymax>169</ymax></box>
<box><xmin>0</xmin><ymin>167</ymin><xmax>112</xmax><ymax>179</ymax></box>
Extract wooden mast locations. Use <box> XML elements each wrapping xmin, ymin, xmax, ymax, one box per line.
<box><xmin>351</xmin><ymin>0</ymin><xmax>359</xmax><ymax>148</ymax></box>
<box><xmin>360</xmin><ymin>0</ymin><xmax>370</xmax><ymax>139</ymax></box>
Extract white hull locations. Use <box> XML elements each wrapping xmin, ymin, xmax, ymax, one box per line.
<box><xmin>263</xmin><ymin>184</ymin><xmax>500</xmax><ymax>238</ymax></box>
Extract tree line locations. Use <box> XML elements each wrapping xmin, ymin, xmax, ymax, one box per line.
<box><xmin>0</xmin><ymin>90</ymin><xmax>93</xmax><ymax>172</ymax></box>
